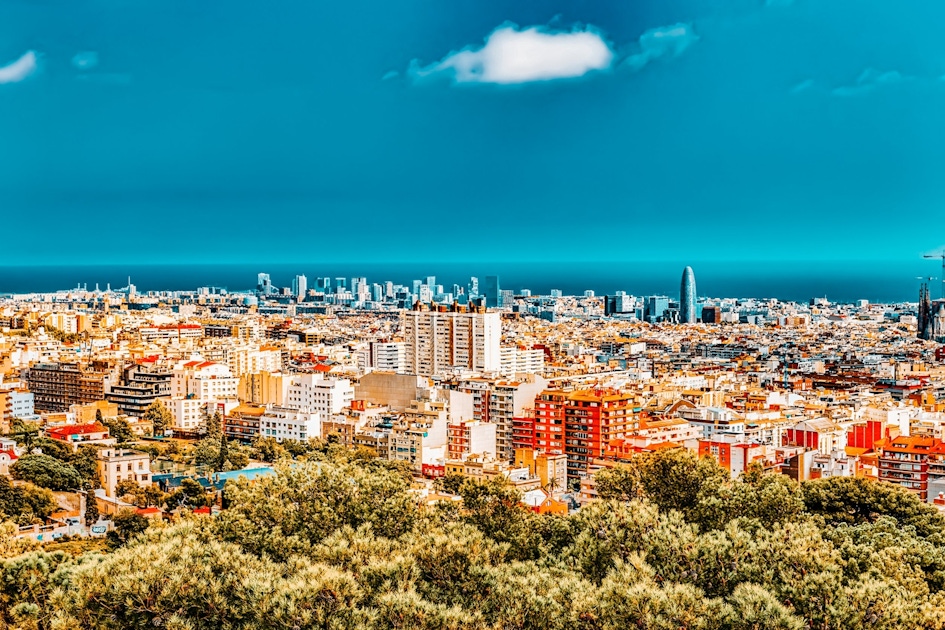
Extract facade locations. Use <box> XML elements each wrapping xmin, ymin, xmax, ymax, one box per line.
<box><xmin>878</xmin><ymin>435</ymin><xmax>945</xmax><ymax>501</ymax></box>
<box><xmin>485</xmin><ymin>275</ymin><xmax>501</xmax><ymax>308</ymax></box>
<box><xmin>680</xmin><ymin>266</ymin><xmax>698</xmax><ymax>324</ymax></box>
<box><xmin>224</xmin><ymin>404</ymin><xmax>267</xmax><ymax>443</ymax></box>
<box><xmin>24</xmin><ymin>362</ymin><xmax>114</xmax><ymax>412</ymax></box>
<box><xmin>0</xmin><ymin>388</ymin><xmax>38</xmax><ymax>431</ymax></box>
<box><xmin>361</xmin><ymin>341</ymin><xmax>407</xmax><ymax>374</ymax></box>
<box><xmin>285</xmin><ymin>374</ymin><xmax>355</xmax><ymax>415</ymax></box>
<box><xmin>499</xmin><ymin>346</ymin><xmax>545</xmax><ymax>376</ymax></box>
<box><xmin>447</xmin><ymin>420</ymin><xmax>497</xmax><ymax>460</ymax></box>
<box><xmin>564</xmin><ymin>389</ymin><xmax>636</xmax><ymax>480</ymax></box>
<box><xmin>46</xmin><ymin>423</ymin><xmax>115</xmax><ymax>451</ymax></box>
<box><xmin>260</xmin><ymin>405</ymin><xmax>321</xmax><ymax>442</ymax></box>
<box><xmin>698</xmin><ymin>437</ymin><xmax>767</xmax><ymax>479</ymax></box>
<box><xmin>402</xmin><ymin>304</ymin><xmax>501</xmax><ymax>376</ymax></box>
<box><xmin>97</xmin><ymin>449</ymin><xmax>152</xmax><ymax>498</ymax></box>
<box><xmin>106</xmin><ymin>367</ymin><xmax>172</xmax><ymax>418</ymax></box>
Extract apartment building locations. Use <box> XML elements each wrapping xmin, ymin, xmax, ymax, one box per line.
<box><xmin>24</xmin><ymin>362</ymin><xmax>114</xmax><ymax>412</ymax></box>
<box><xmin>402</xmin><ymin>303</ymin><xmax>500</xmax><ymax>375</ymax></box>
<box><xmin>97</xmin><ymin>449</ymin><xmax>152</xmax><ymax>498</ymax></box>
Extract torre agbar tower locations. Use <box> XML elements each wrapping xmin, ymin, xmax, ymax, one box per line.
<box><xmin>680</xmin><ymin>266</ymin><xmax>698</xmax><ymax>324</ymax></box>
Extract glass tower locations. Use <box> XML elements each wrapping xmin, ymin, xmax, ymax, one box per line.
<box><xmin>680</xmin><ymin>266</ymin><xmax>697</xmax><ymax>324</ymax></box>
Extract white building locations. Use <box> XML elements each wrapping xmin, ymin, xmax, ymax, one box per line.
<box><xmin>402</xmin><ymin>306</ymin><xmax>500</xmax><ymax>376</ymax></box>
<box><xmin>260</xmin><ymin>405</ymin><xmax>320</xmax><ymax>442</ymax></box>
<box><xmin>285</xmin><ymin>374</ymin><xmax>355</xmax><ymax>415</ymax></box>
<box><xmin>163</xmin><ymin>359</ymin><xmax>239</xmax><ymax>431</ymax></box>
<box><xmin>97</xmin><ymin>449</ymin><xmax>152</xmax><ymax>498</ymax></box>
<box><xmin>360</xmin><ymin>341</ymin><xmax>406</xmax><ymax>374</ymax></box>
<box><xmin>499</xmin><ymin>346</ymin><xmax>545</xmax><ymax>376</ymax></box>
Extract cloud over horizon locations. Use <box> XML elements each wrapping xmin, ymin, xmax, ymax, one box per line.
<box><xmin>0</xmin><ymin>50</ymin><xmax>37</xmax><ymax>84</ymax></box>
<box><xmin>624</xmin><ymin>23</ymin><xmax>698</xmax><ymax>72</ymax></box>
<box><xmin>410</xmin><ymin>23</ymin><xmax>615</xmax><ymax>85</ymax></box>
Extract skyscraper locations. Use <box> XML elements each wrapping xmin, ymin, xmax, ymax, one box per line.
<box><xmin>257</xmin><ymin>273</ymin><xmax>273</xmax><ymax>295</ymax></box>
<box><xmin>292</xmin><ymin>275</ymin><xmax>307</xmax><ymax>300</ymax></box>
<box><xmin>485</xmin><ymin>275</ymin><xmax>501</xmax><ymax>308</ymax></box>
<box><xmin>680</xmin><ymin>266</ymin><xmax>697</xmax><ymax>324</ymax></box>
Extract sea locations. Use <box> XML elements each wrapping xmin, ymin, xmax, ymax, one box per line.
<box><xmin>0</xmin><ymin>260</ymin><xmax>938</xmax><ymax>304</ymax></box>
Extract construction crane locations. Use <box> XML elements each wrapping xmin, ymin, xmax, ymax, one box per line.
<box><xmin>923</xmin><ymin>252</ymin><xmax>945</xmax><ymax>299</ymax></box>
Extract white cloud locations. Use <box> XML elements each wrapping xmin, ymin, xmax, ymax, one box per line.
<box><xmin>624</xmin><ymin>23</ymin><xmax>698</xmax><ymax>72</ymax></box>
<box><xmin>790</xmin><ymin>79</ymin><xmax>815</xmax><ymax>94</ymax></box>
<box><xmin>0</xmin><ymin>50</ymin><xmax>37</xmax><ymax>84</ymax></box>
<box><xmin>411</xmin><ymin>23</ymin><xmax>615</xmax><ymax>85</ymax></box>
<box><xmin>832</xmin><ymin>68</ymin><xmax>910</xmax><ymax>97</ymax></box>
<box><xmin>72</xmin><ymin>51</ymin><xmax>99</xmax><ymax>71</ymax></box>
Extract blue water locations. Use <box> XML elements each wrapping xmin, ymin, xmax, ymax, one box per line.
<box><xmin>0</xmin><ymin>260</ymin><xmax>937</xmax><ymax>304</ymax></box>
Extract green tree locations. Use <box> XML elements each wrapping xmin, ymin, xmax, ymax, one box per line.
<box><xmin>205</xmin><ymin>411</ymin><xmax>223</xmax><ymax>440</ymax></box>
<box><xmin>595</xmin><ymin>464</ymin><xmax>642</xmax><ymax>502</ymax></box>
<box><xmin>142</xmin><ymin>400</ymin><xmax>173</xmax><ymax>436</ymax></box>
<box><xmin>164</xmin><ymin>478</ymin><xmax>212</xmax><ymax>510</ymax></box>
<box><xmin>11</xmin><ymin>418</ymin><xmax>40</xmax><ymax>451</ymax></box>
<box><xmin>84</xmin><ymin>492</ymin><xmax>100</xmax><ymax>527</ymax></box>
<box><xmin>216</xmin><ymin>459</ymin><xmax>417</xmax><ymax>561</ymax></box>
<box><xmin>0</xmin><ymin>549</ymin><xmax>74</xmax><ymax>630</ymax></box>
<box><xmin>217</xmin><ymin>435</ymin><xmax>230</xmax><ymax>472</ymax></box>
<box><xmin>0</xmin><ymin>476</ymin><xmax>58</xmax><ymax>524</ymax></box>
<box><xmin>105</xmin><ymin>509</ymin><xmax>149</xmax><ymax>549</ymax></box>
<box><xmin>101</xmin><ymin>416</ymin><xmax>135</xmax><ymax>445</ymax></box>
<box><xmin>11</xmin><ymin>455</ymin><xmax>84</xmax><ymax>491</ymax></box>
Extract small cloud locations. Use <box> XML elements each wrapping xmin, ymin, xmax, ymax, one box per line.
<box><xmin>0</xmin><ymin>50</ymin><xmax>38</xmax><ymax>84</ymax></box>
<box><xmin>832</xmin><ymin>68</ymin><xmax>910</xmax><ymax>97</ymax></box>
<box><xmin>623</xmin><ymin>23</ymin><xmax>698</xmax><ymax>72</ymax></box>
<box><xmin>72</xmin><ymin>51</ymin><xmax>99</xmax><ymax>71</ymax></box>
<box><xmin>790</xmin><ymin>79</ymin><xmax>815</xmax><ymax>94</ymax></box>
<box><xmin>410</xmin><ymin>23</ymin><xmax>615</xmax><ymax>85</ymax></box>
<box><xmin>382</xmin><ymin>70</ymin><xmax>399</xmax><ymax>81</ymax></box>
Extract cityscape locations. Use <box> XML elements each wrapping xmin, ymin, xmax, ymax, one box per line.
<box><xmin>4</xmin><ymin>0</ymin><xmax>945</xmax><ymax>627</ymax></box>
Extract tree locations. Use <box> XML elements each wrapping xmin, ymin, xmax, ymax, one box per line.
<box><xmin>143</xmin><ymin>400</ymin><xmax>173</xmax><ymax>436</ymax></box>
<box><xmin>217</xmin><ymin>435</ymin><xmax>230</xmax><ymax>472</ymax></box>
<box><xmin>11</xmin><ymin>454</ymin><xmax>84</xmax><ymax>491</ymax></box>
<box><xmin>105</xmin><ymin>509</ymin><xmax>150</xmax><ymax>549</ymax></box>
<box><xmin>101</xmin><ymin>416</ymin><xmax>135</xmax><ymax>445</ymax></box>
<box><xmin>84</xmin><ymin>492</ymin><xmax>100</xmax><ymax>527</ymax></box>
<box><xmin>10</xmin><ymin>418</ymin><xmax>40</xmax><ymax>451</ymax></box>
<box><xmin>164</xmin><ymin>478</ymin><xmax>212</xmax><ymax>510</ymax></box>
<box><xmin>205</xmin><ymin>411</ymin><xmax>223</xmax><ymax>440</ymax></box>
<box><xmin>0</xmin><ymin>476</ymin><xmax>58</xmax><ymax>524</ymax></box>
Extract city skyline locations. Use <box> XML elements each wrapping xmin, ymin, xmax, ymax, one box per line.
<box><xmin>3</xmin><ymin>0</ymin><xmax>945</xmax><ymax>265</ymax></box>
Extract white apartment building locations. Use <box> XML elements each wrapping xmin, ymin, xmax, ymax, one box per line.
<box><xmin>499</xmin><ymin>346</ymin><xmax>545</xmax><ymax>376</ymax></box>
<box><xmin>226</xmin><ymin>346</ymin><xmax>283</xmax><ymax>378</ymax></box>
<box><xmin>402</xmin><ymin>306</ymin><xmax>500</xmax><ymax>376</ymax></box>
<box><xmin>359</xmin><ymin>341</ymin><xmax>406</xmax><ymax>374</ymax></box>
<box><xmin>97</xmin><ymin>449</ymin><xmax>152</xmax><ymax>498</ymax></box>
<box><xmin>171</xmin><ymin>360</ymin><xmax>239</xmax><ymax>400</ymax></box>
<box><xmin>260</xmin><ymin>406</ymin><xmax>320</xmax><ymax>442</ymax></box>
<box><xmin>163</xmin><ymin>360</ymin><xmax>240</xmax><ymax>431</ymax></box>
<box><xmin>285</xmin><ymin>374</ymin><xmax>355</xmax><ymax>415</ymax></box>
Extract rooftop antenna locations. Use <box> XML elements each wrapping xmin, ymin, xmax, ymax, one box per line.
<box><xmin>923</xmin><ymin>251</ymin><xmax>945</xmax><ymax>300</ymax></box>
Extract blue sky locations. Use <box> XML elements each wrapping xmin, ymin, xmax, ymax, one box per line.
<box><xmin>2</xmin><ymin>0</ymin><xmax>945</xmax><ymax>265</ymax></box>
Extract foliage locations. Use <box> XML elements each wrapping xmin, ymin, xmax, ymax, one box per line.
<box><xmin>0</xmin><ymin>448</ymin><xmax>942</xmax><ymax>629</ymax></box>
<box><xmin>0</xmin><ymin>476</ymin><xmax>58</xmax><ymax>525</ymax></box>
<box><xmin>143</xmin><ymin>400</ymin><xmax>173</xmax><ymax>436</ymax></box>
<box><xmin>164</xmin><ymin>478</ymin><xmax>213</xmax><ymax>510</ymax></box>
<box><xmin>11</xmin><ymin>454</ymin><xmax>84</xmax><ymax>491</ymax></box>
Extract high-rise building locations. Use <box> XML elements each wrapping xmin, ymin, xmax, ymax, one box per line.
<box><xmin>402</xmin><ymin>303</ymin><xmax>501</xmax><ymax>375</ymax></box>
<box><xmin>680</xmin><ymin>266</ymin><xmax>698</xmax><ymax>324</ymax></box>
<box><xmin>468</xmin><ymin>277</ymin><xmax>479</xmax><ymax>297</ymax></box>
<box><xmin>256</xmin><ymin>273</ymin><xmax>273</xmax><ymax>295</ymax></box>
<box><xmin>919</xmin><ymin>283</ymin><xmax>932</xmax><ymax>340</ymax></box>
<box><xmin>485</xmin><ymin>275</ymin><xmax>501</xmax><ymax>308</ymax></box>
<box><xmin>292</xmin><ymin>274</ymin><xmax>307</xmax><ymax>300</ymax></box>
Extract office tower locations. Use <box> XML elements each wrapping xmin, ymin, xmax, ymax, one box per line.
<box><xmin>550</xmin><ymin>289</ymin><xmax>562</xmax><ymax>298</ymax></box>
<box><xmin>468</xmin><ymin>277</ymin><xmax>479</xmax><ymax>297</ymax></box>
<box><xmin>292</xmin><ymin>274</ymin><xmax>307</xmax><ymax>300</ymax></box>
<box><xmin>645</xmin><ymin>296</ymin><xmax>670</xmax><ymax>322</ymax></box>
<box><xmin>256</xmin><ymin>273</ymin><xmax>273</xmax><ymax>295</ymax></box>
<box><xmin>335</xmin><ymin>277</ymin><xmax>347</xmax><ymax>291</ymax></box>
<box><xmin>485</xmin><ymin>275</ymin><xmax>500</xmax><ymax>308</ymax></box>
<box><xmin>583</xmin><ymin>290</ymin><xmax>595</xmax><ymax>298</ymax></box>
<box><xmin>425</xmin><ymin>276</ymin><xmax>436</xmax><ymax>288</ymax></box>
<box><xmin>702</xmin><ymin>305</ymin><xmax>722</xmax><ymax>324</ymax></box>
<box><xmin>680</xmin><ymin>266</ymin><xmax>698</xmax><ymax>324</ymax></box>
<box><xmin>402</xmin><ymin>303</ymin><xmax>501</xmax><ymax>375</ymax></box>
<box><xmin>316</xmin><ymin>277</ymin><xmax>331</xmax><ymax>292</ymax></box>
